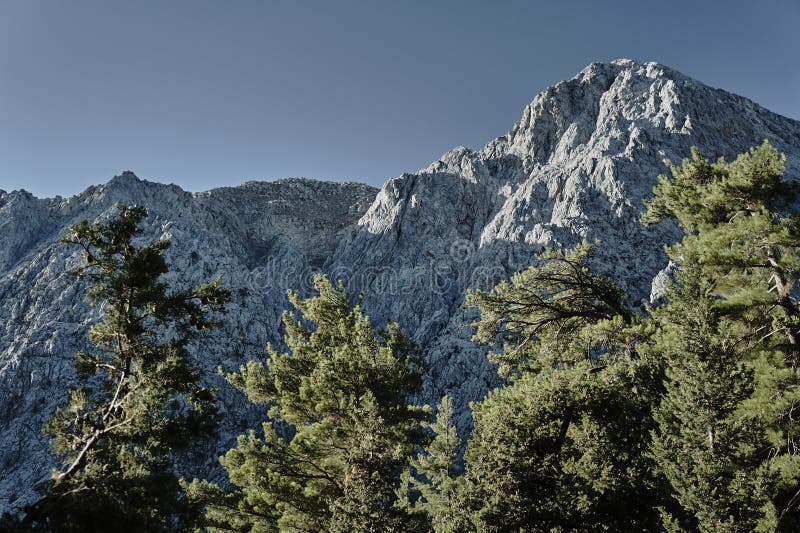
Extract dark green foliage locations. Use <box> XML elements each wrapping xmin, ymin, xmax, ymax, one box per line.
<box><xmin>642</xmin><ymin>142</ymin><xmax>794</xmax><ymax>230</ymax></box>
<box><xmin>648</xmin><ymin>270</ymin><xmax>776</xmax><ymax>531</ymax></box>
<box><xmin>643</xmin><ymin>141</ymin><xmax>800</xmax><ymax>529</ymax></box>
<box><xmin>397</xmin><ymin>396</ymin><xmax>470</xmax><ymax>533</ymax></box>
<box><xmin>184</xmin><ymin>479</ymin><xmax>273</xmax><ymax>533</ymax></box>
<box><xmin>643</xmin><ymin>142</ymin><xmax>800</xmax><ymax>357</ymax></box>
<box><xmin>468</xmin><ymin>241</ymin><xmax>634</xmax><ymax>377</ymax></box>
<box><xmin>192</xmin><ymin>274</ymin><xmax>428</xmax><ymax>532</ymax></box>
<box><xmin>19</xmin><ymin>205</ymin><xmax>230</xmax><ymax>532</ymax></box>
<box><xmin>465</xmin><ymin>360</ymin><xmax>663</xmax><ymax>531</ymax></box>
<box><xmin>462</xmin><ymin>241</ymin><xmax>664</xmax><ymax>531</ymax></box>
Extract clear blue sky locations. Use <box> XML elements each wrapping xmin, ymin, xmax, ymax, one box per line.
<box><xmin>2</xmin><ymin>0</ymin><xmax>799</xmax><ymax>197</ymax></box>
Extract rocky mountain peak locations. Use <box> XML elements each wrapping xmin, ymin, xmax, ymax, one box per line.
<box><xmin>1</xmin><ymin>61</ymin><xmax>799</xmax><ymax>512</ymax></box>
<box><xmin>331</xmin><ymin>59</ymin><xmax>800</xmax><ymax>429</ymax></box>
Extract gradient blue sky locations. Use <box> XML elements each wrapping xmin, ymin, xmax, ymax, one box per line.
<box><xmin>2</xmin><ymin>0</ymin><xmax>799</xmax><ymax>197</ymax></box>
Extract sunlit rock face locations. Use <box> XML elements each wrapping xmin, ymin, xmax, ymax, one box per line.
<box><xmin>2</xmin><ymin>59</ymin><xmax>799</xmax><ymax>511</ymax></box>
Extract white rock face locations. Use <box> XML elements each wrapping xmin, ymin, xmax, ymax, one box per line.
<box><xmin>0</xmin><ymin>176</ymin><xmax>377</xmax><ymax>511</ymax></box>
<box><xmin>2</xmin><ymin>59</ymin><xmax>800</xmax><ymax>511</ymax></box>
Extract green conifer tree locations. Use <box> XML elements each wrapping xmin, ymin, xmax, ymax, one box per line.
<box><xmin>648</xmin><ymin>268</ymin><xmax>776</xmax><ymax>531</ymax></box>
<box><xmin>397</xmin><ymin>396</ymin><xmax>469</xmax><ymax>533</ymax></box>
<box><xmin>461</xmin><ymin>242</ymin><xmax>664</xmax><ymax>531</ymax></box>
<box><xmin>190</xmin><ymin>274</ymin><xmax>428</xmax><ymax>532</ymax></box>
<box><xmin>21</xmin><ymin>205</ymin><xmax>230</xmax><ymax>531</ymax></box>
<box><xmin>643</xmin><ymin>141</ymin><xmax>800</xmax><ymax>529</ymax></box>
<box><xmin>468</xmin><ymin>242</ymin><xmax>635</xmax><ymax>377</ymax></box>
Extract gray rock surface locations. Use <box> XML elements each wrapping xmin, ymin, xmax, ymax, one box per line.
<box><xmin>0</xmin><ymin>176</ymin><xmax>376</xmax><ymax>511</ymax></box>
<box><xmin>2</xmin><ymin>59</ymin><xmax>800</xmax><ymax>511</ymax></box>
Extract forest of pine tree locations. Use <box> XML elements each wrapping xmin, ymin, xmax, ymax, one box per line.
<box><xmin>3</xmin><ymin>141</ymin><xmax>800</xmax><ymax>531</ymax></box>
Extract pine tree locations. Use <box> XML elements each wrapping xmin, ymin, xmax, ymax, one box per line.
<box><xmin>190</xmin><ymin>274</ymin><xmax>428</xmax><ymax>532</ymax></box>
<box><xmin>463</xmin><ymin>360</ymin><xmax>664</xmax><ymax>531</ymax></box>
<box><xmin>468</xmin><ymin>241</ymin><xmax>634</xmax><ymax>377</ymax></box>
<box><xmin>642</xmin><ymin>142</ymin><xmax>800</xmax><ymax>358</ymax></box>
<box><xmin>643</xmin><ymin>141</ymin><xmax>800</xmax><ymax>528</ymax></box>
<box><xmin>397</xmin><ymin>396</ymin><xmax>469</xmax><ymax>533</ymax></box>
<box><xmin>462</xmin><ymin>242</ymin><xmax>664</xmax><ymax>530</ymax></box>
<box><xmin>19</xmin><ymin>205</ymin><xmax>230</xmax><ymax>531</ymax></box>
<box><xmin>648</xmin><ymin>268</ymin><xmax>776</xmax><ymax>531</ymax></box>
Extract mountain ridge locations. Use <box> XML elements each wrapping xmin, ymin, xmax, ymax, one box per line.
<box><xmin>2</xmin><ymin>59</ymin><xmax>800</xmax><ymax>512</ymax></box>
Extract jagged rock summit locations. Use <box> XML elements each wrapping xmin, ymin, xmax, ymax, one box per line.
<box><xmin>2</xmin><ymin>59</ymin><xmax>800</xmax><ymax>512</ymax></box>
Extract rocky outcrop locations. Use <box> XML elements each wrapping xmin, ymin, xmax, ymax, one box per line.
<box><xmin>329</xmin><ymin>59</ymin><xmax>800</xmax><ymax>427</ymax></box>
<box><xmin>2</xmin><ymin>59</ymin><xmax>800</xmax><ymax>511</ymax></box>
<box><xmin>0</xmin><ymin>175</ymin><xmax>376</xmax><ymax>511</ymax></box>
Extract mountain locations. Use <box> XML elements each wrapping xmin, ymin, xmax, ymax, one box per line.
<box><xmin>2</xmin><ymin>59</ymin><xmax>800</xmax><ymax>512</ymax></box>
<box><xmin>0</xmin><ymin>177</ymin><xmax>377</xmax><ymax>510</ymax></box>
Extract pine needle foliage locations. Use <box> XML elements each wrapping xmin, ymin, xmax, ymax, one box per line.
<box><xmin>192</xmin><ymin>274</ymin><xmax>428</xmax><ymax>532</ymax></box>
<box><xmin>21</xmin><ymin>205</ymin><xmax>230</xmax><ymax>532</ymax></box>
<box><xmin>461</xmin><ymin>241</ymin><xmax>664</xmax><ymax>531</ymax></box>
<box><xmin>643</xmin><ymin>141</ymin><xmax>800</xmax><ymax>530</ymax></box>
<box><xmin>396</xmin><ymin>396</ymin><xmax>470</xmax><ymax>533</ymax></box>
<box><xmin>648</xmin><ymin>269</ymin><xmax>776</xmax><ymax>531</ymax></box>
<box><xmin>467</xmin><ymin>241</ymin><xmax>634</xmax><ymax>377</ymax></box>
